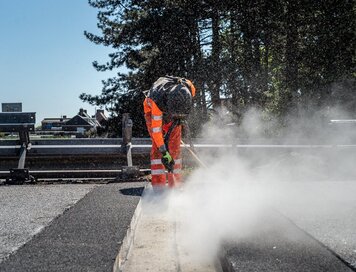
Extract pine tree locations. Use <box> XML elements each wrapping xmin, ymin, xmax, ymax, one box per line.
<box><xmin>81</xmin><ymin>0</ymin><xmax>356</xmax><ymax>136</ymax></box>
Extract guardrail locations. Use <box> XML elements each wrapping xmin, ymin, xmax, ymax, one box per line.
<box><xmin>0</xmin><ymin>138</ymin><xmax>146</xmax><ymax>156</ymax></box>
<box><xmin>2</xmin><ymin>138</ymin><xmax>356</xmax><ymax>157</ymax></box>
<box><xmin>1</xmin><ymin>137</ymin><xmax>356</xmax><ymax>183</ymax></box>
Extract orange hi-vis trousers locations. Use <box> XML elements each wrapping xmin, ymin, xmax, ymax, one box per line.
<box><xmin>144</xmin><ymin>97</ymin><xmax>182</xmax><ymax>187</ymax></box>
<box><xmin>146</xmin><ymin>120</ymin><xmax>182</xmax><ymax>187</ymax></box>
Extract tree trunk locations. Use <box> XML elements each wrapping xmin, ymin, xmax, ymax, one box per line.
<box><xmin>284</xmin><ymin>0</ymin><xmax>299</xmax><ymax>112</ymax></box>
<box><xmin>192</xmin><ymin>17</ymin><xmax>207</xmax><ymax>117</ymax></box>
<box><xmin>210</xmin><ymin>9</ymin><xmax>222</xmax><ymax>109</ymax></box>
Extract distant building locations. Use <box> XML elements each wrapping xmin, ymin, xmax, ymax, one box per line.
<box><xmin>95</xmin><ymin>109</ymin><xmax>108</xmax><ymax>126</ymax></box>
<box><xmin>41</xmin><ymin>109</ymin><xmax>107</xmax><ymax>134</ymax></box>
<box><xmin>2</xmin><ymin>103</ymin><xmax>22</xmax><ymax>112</ymax></box>
<box><xmin>41</xmin><ymin>116</ymin><xmax>70</xmax><ymax>131</ymax></box>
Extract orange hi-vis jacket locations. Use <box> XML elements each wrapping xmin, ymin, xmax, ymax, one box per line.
<box><xmin>143</xmin><ymin>76</ymin><xmax>196</xmax><ymax>153</ymax></box>
<box><xmin>143</xmin><ymin>97</ymin><xmax>166</xmax><ymax>152</ymax></box>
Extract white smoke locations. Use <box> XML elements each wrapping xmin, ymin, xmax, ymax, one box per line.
<box><xmin>168</xmin><ymin>155</ymin><xmax>269</xmax><ymax>260</ymax></box>
<box><xmin>162</xmin><ymin>105</ymin><xmax>356</xmax><ymax>262</ymax></box>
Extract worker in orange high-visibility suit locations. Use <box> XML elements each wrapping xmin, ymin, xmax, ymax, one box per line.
<box><xmin>143</xmin><ymin>76</ymin><xmax>196</xmax><ymax>188</ymax></box>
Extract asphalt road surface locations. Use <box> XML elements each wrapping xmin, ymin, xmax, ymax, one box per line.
<box><xmin>221</xmin><ymin>181</ymin><xmax>356</xmax><ymax>272</ymax></box>
<box><xmin>1</xmin><ymin>180</ymin><xmax>356</xmax><ymax>272</ymax></box>
<box><xmin>0</xmin><ymin>182</ymin><xmax>145</xmax><ymax>272</ymax></box>
<box><xmin>0</xmin><ymin>184</ymin><xmax>97</xmax><ymax>262</ymax></box>
<box><xmin>276</xmin><ymin>181</ymin><xmax>356</xmax><ymax>269</ymax></box>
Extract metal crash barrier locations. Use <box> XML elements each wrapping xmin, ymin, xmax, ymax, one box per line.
<box><xmin>0</xmin><ymin>112</ymin><xmax>149</xmax><ymax>182</ymax></box>
<box><xmin>1</xmin><ymin>113</ymin><xmax>356</xmax><ymax>182</ymax></box>
<box><xmin>0</xmin><ymin>112</ymin><xmax>36</xmax><ymax>184</ymax></box>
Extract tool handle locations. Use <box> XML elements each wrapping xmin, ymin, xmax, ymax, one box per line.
<box><xmin>181</xmin><ymin>140</ymin><xmax>208</xmax><ymax>169</ymax></box>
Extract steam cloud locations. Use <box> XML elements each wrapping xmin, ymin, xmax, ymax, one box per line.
<box><xmin>144</xmin><ymin>106</ymin><xmax>356</xmax><ymax>262</ymax></box>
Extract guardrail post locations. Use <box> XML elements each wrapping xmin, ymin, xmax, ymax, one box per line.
<box><xmin>121</xmin><ymin>113</ymin><xmax>139</xmax><ymax>179</ymax></box>
<box><xmin>10</xmin><ymin>128</ymin><xmax>35</xmax><ymax>184</ymax></box>
<box><xmin>122</xmin><ymin>113</ymin><xmax>133</xmax><ymax>147</ymax></box>
<box><xmin>0</xmin><ymin>112</ymin><xmax>36</xmax><ymax>184</ymax></box>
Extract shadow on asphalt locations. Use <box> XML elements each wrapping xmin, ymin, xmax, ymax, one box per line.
<box><xmin>120</xmin><ymin>186</ymin><xmax>145</xmax><ymax>196</ymax></box>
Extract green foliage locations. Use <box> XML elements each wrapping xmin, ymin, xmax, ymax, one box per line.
<box><xmin>82</xmin><ymin>0</ymin><xmax>356</xmax><ymax>136</ymax></box>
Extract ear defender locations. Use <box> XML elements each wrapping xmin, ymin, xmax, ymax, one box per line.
<box><xmin>185</xmin><ymin>79</ymin><xmax>196</xmax><ymax>97</ymax></box>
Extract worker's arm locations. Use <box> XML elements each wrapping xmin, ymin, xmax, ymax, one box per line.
<box><xmin>143</xmin><ymin>98</ymin><xmax>166</xmax><ymax>153</ymax></box>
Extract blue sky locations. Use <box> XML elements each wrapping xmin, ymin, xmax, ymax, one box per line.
<box><xmin>0</xmin><ymin>0</ymin><xmax>118</xmax><ymax>125</ymax></box>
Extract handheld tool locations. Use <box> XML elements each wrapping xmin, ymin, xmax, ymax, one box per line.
<box><xmin>164</xmin><ymin>119</ymin><xmax>207</xmax><ymax>170</ymax></box>
<box><xmin>180</xmin><ymin>139</ymin><xmax>207</xmax><ymax>169</ymax></box>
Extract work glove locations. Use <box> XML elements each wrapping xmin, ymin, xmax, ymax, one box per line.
<box><xmin>161</xmin><ymin>151</ymin><xmax>175</xmax><ymax>172</ymax></box>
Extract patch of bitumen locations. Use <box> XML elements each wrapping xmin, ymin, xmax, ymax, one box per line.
<box><xmin>274</xmin><ymin>181</ymin><xmax>356</xmax><ymax>270</ymax></box>
<box><xmin>0</xmin><ymin>184</ymin><xmax>98</xmax><ymax>262</ymax></box>
<box><xmin>0</xmin><ymin>182</ymin><xmax>146</xmax><ymax>272</ymax></box>
<box><xmin>220</xmin><ymin>210</ymin><xmax>354</xmax><ymax>272</ymax></box>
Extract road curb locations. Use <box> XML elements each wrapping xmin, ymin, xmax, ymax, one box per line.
<box><xmin>113</xmin><ymin>184</ymin><xmax>147</xmax><ymax>272</ymax></box>
<box><xmin>113</xmin><ymin>184</ymin><xmax>223</xmax><ymax>272</ymax></box>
